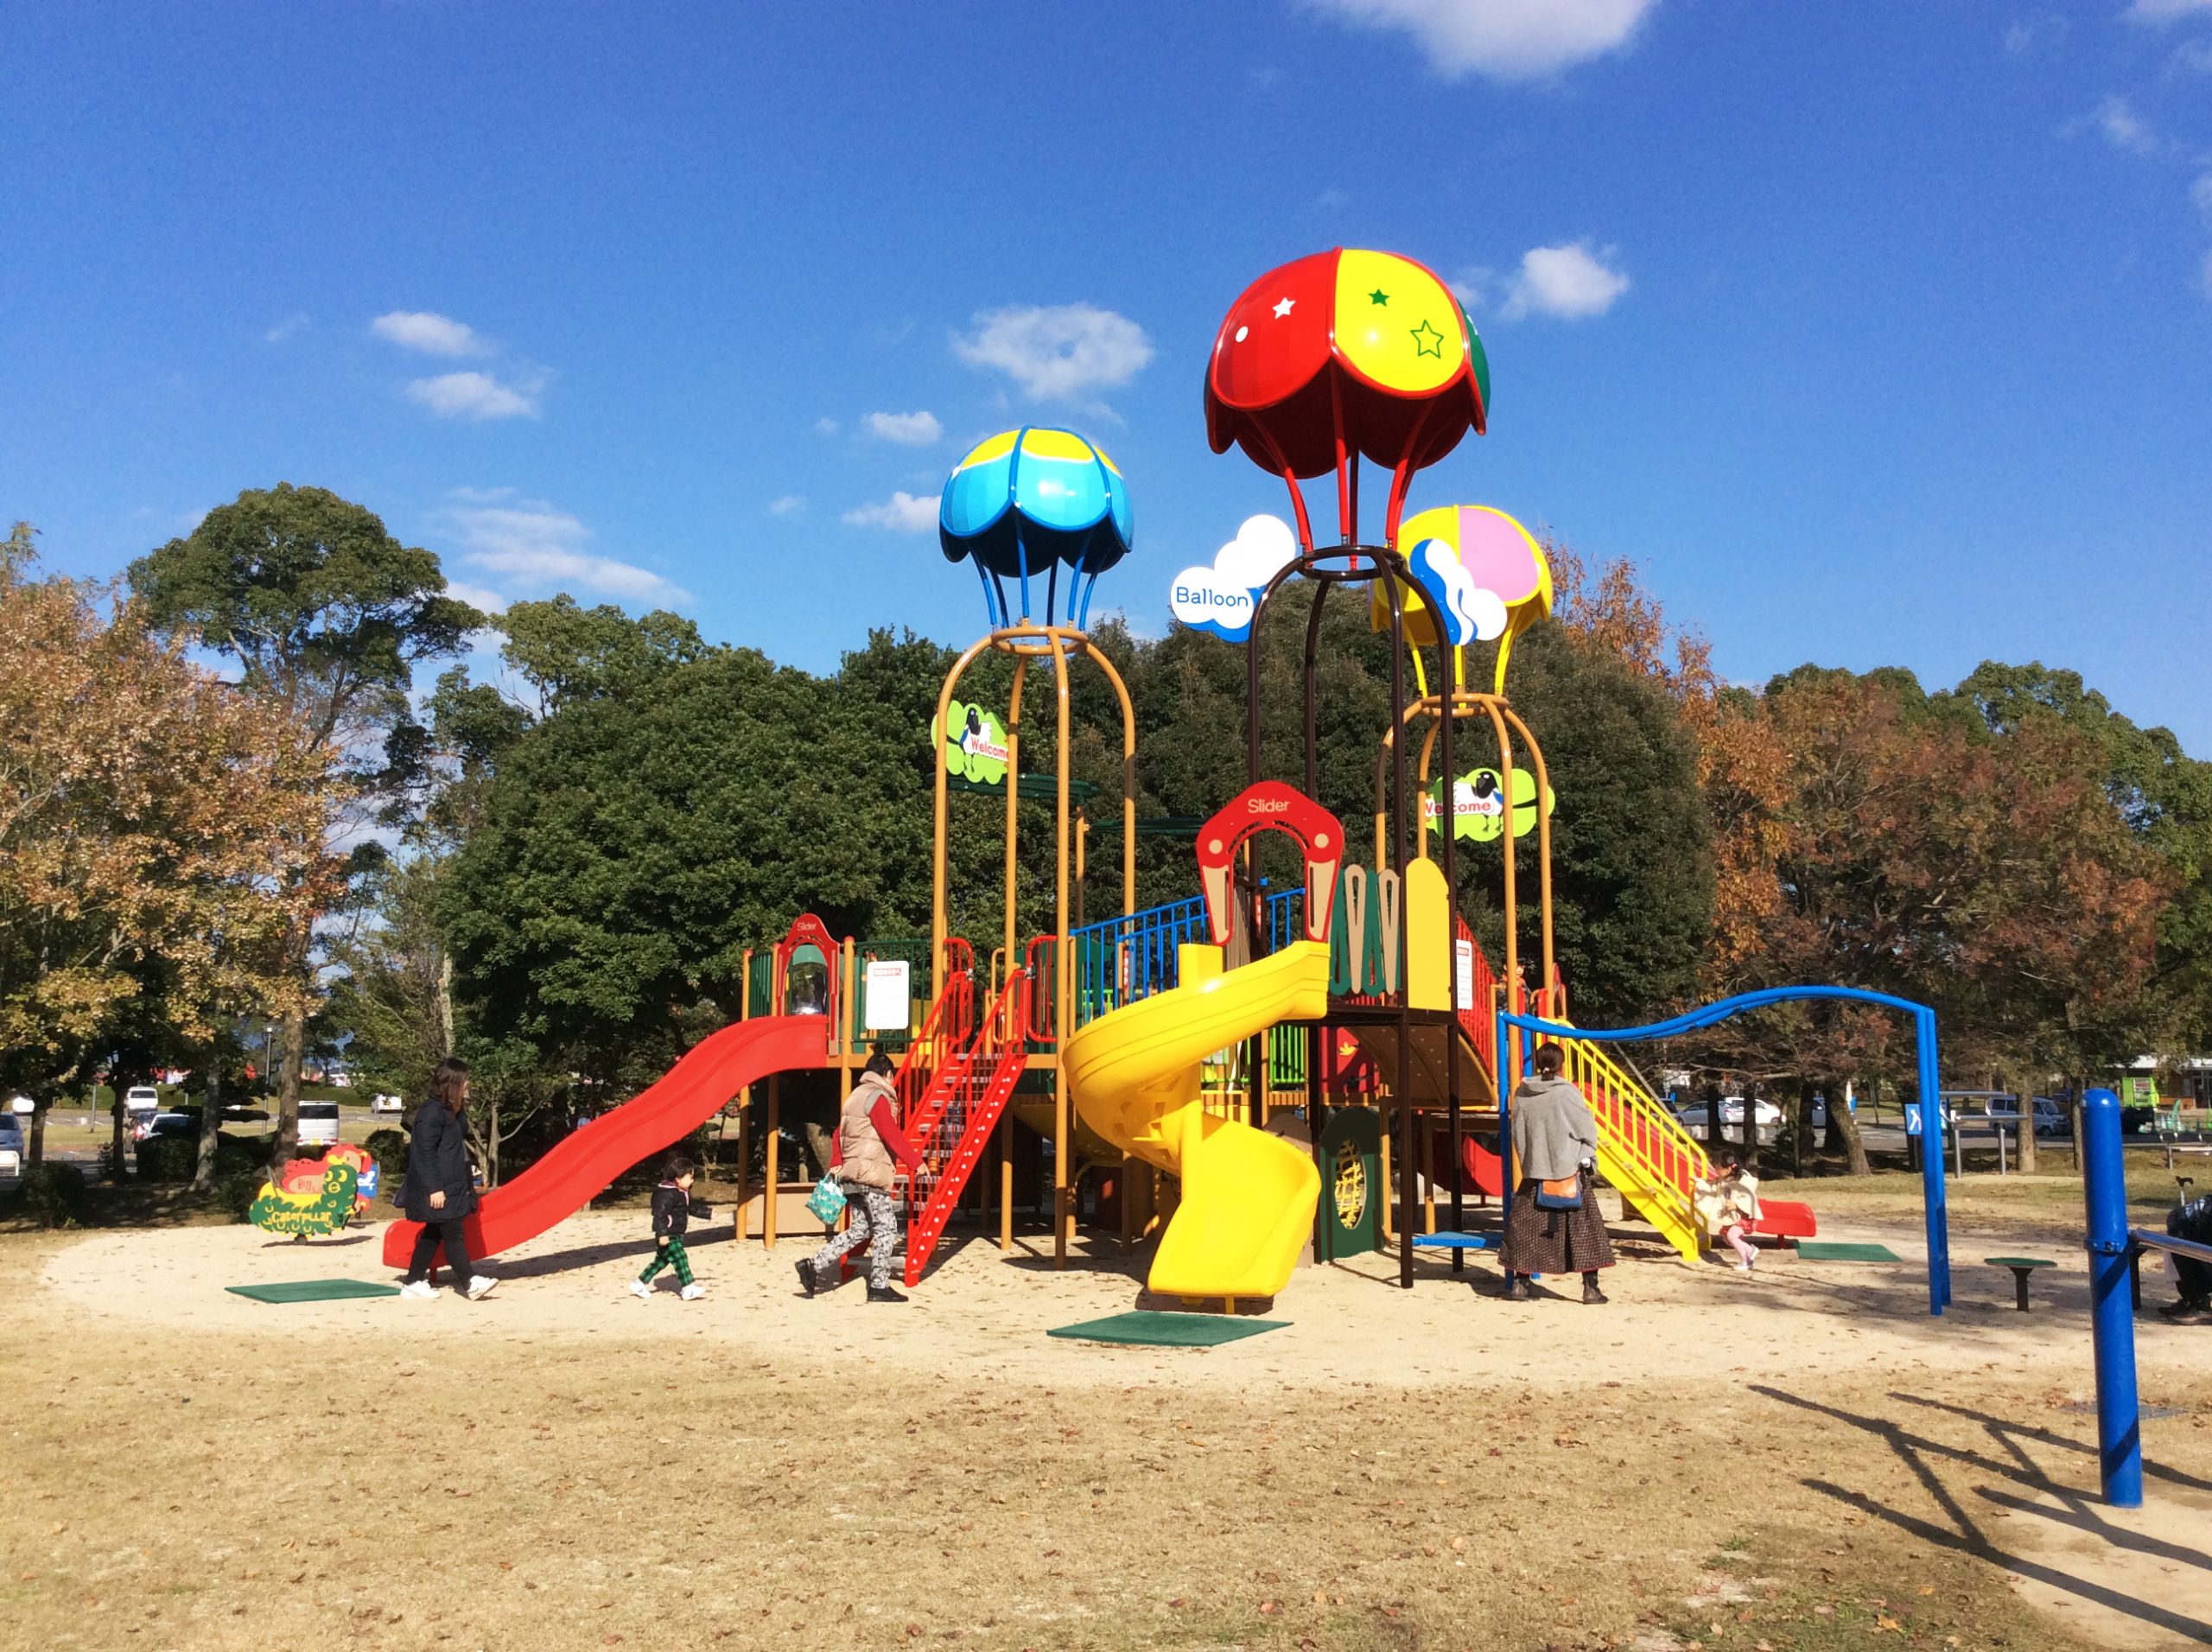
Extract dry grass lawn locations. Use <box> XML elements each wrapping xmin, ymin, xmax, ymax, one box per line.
<box><xmin>3</xmin><ymin>1181</ymin><xmax>2209</xmax><ymax>1650</ymax></box>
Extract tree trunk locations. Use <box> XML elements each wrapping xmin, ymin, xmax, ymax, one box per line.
<box><xmin>1743</xmin><ymin>1086</ymin><xmax>1762</xmax><ymax>1173</ymax></box>
<box><xmin>194</xmin><ymin>1057</ymin><xmax>224</xmax><ymax>1192</ymax></box>
<box><xmin>1790</xmin><ymin>1080</ymin><xmax>1810</xmax><ymax>1179</ymax></box>
<box><xmin>1829</xmin><ymin>1074</ymin><xmax>1872</xmax><ymax>1176</ymax></box>
<box><xmin>272</xmin><ymin>1007</ymin><xmax>304</xmax><ymax>1168</ymax></box>
<box><xmin>2014</xmin><ymin>1071</ymin><xmax>2038</xmax><ymax>1174</ymax></box>
<box><xmin>28</xmin><ymin>1096</ymin><xmax>47</xmax><ymax>1167</ymax></box>
<box><xmin>109</xmin><ymin>1085</ymin><xmax>127</xmax><ymax>1183</ymax></box>
<box><xmin>1702</xmin><ymin>1079</ymin><xmax>1724</xmax><ymax>1159</ymax></box>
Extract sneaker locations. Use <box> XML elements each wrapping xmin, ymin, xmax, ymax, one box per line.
<box><xmin>794</xmin><ymin>1259</ymin><xmax>817</xmax><ymax>1299</ymax></box>
<box><xmin>866</xmin><ymin>1284</ymin><xmax>908</xmax><ymax>1304</ymax></box>
<box><xmin>629</xmin><ymin>1279</ymin><xmax>653</xmax><ymax>1300</ymax></box>
<box><xmin>400</xmin><ymin>1280</ymin><xmax>436</xmax><ymax>1300</ymax></box>
<box><xmin>2158</xmin><ymin>1299</ymin><xmax>2212</xmax><ymax>1325</ymax></box>
<box><xmin>1732</xmin><ymin>1260</ymin><xmax>1753</xmax><ymax>1274</ymax></box>
<box><xmin>679</xmin><ymin>1283</ymin><xmax>705</xmax><ymax>1301</ymax></box>
<box><xmin>1502</xmin><ymin>1275</ymin><xmax>1531</xmax><ymax>1302</ymax></box>
<box><xmin>465</xmin><ymin>1275</ymin><xmax>499</xmax><ymax>1300</ymax></box>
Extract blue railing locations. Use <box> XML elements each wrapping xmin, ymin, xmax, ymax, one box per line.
<box><xmin>1263</xmin><ymin>886</ymin><xmax>1305</xmax><ymax>954</ymax></box>
<box><xmin>1068</xmin><ymin>893</ymin><xmax>1211</xmax><ymax>1030</ymax></box>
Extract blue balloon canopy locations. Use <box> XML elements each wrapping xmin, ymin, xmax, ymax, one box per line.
<box><xmin>938</xmin><ymin>426</ymin><xmax>1133</xmax><ymax>629</ymax></box>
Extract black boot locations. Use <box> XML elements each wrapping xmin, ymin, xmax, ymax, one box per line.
<box><xmin>1502</xmin><ymin>1274</ymin><xmax>1531</xmax><ymax>1301</ymax></box>
<box><xmin>867</xmin><ymin>1283</ymin><xmax>908</xmax><ymax>1304</ymax></box>
<box><xmin>794</xmin><ymin>1259</ymin><xmax>818</xmax><ymax>1298</ymax></box>
<box><xmin>1582</xmin><ymin>1274</ymin><xmax>1609</xmax><ymax>1306</ymax></box>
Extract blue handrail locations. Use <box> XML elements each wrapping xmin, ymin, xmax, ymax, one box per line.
<box><xmin>1498</xmin><ymin>982</ymin><xmax>1950</xmax><ymax>1318</ymax></box>
<box><xmin>1068</xmin><ymin>893</ymin><xmax>1211</xmax><ymax>1030</ymax></box>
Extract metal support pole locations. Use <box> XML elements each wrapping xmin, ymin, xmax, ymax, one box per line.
<box><xmin>2082</xmin><ymin>1086</ymin><xmax>2143</xmax><ymax>1508</ymax></box>
<box><xmin>1916</xmin><ymin>1011</ymin><xmax>1949</xmax><ymax>1312</ymax></box>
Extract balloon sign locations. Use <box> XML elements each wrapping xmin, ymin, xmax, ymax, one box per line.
<box><xmin>1370</xmin><ymin>503</ymin><xmax>1554</xmax><ymax>691</ymax></box>
<box><xmin>938</xmin><ymin>427</ymin><xmax>1132</xmax><ymax>631</ymax></box>
<box><xmin>1168</xmin><ymin>514</ymin><xmax>1298</xmax><ymax>642</ymax></box>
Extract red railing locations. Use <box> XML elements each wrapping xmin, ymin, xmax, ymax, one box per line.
<box><xmin>902</xmin><ymin>973</ymin><xmax>1034</xmax><ymax>1287</ymax></box>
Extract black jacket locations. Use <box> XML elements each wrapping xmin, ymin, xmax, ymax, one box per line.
<box><xmin>400</xmin><ymin>1099</ymin><xmax>476</xmax><ymax>1223</ymax></box>
<box><xmin>651</xmin><ymin>1182</ymin><xmax>710</xmax><ymax>1239</ymax></box>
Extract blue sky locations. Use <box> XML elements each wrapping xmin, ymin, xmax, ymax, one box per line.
<box><xmin>5</xmin><ymin>1</ymin><xmax>2210</xmax><ymax>751</ymax></box>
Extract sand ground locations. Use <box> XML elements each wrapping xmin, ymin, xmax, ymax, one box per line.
<box><xmin>6</xmin><ymin>1190</ymin><xmax>2209</xmax><ymax>1649</ymax></box>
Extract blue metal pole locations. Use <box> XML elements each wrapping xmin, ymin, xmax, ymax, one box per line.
<box><xmin>2082</xmin><ymin>1086</ymin><xmax>2143</xmax><ymax>1508</ymax></box>
<box><xmin>1916</xmin><ymin>1007</ymin><xmax>1949</xmax><ymax>1314</ymax></box>
<box><xmin>1495</xmin><ymin>1007</ymin><xmax>1514</xmax><ymax>1236</ymax></box>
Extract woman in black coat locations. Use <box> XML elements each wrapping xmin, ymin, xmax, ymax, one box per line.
<box><xmin>397</xmin><ymin>1058</ymin><xmax>496</xmax><ymax>1300</ymax></box>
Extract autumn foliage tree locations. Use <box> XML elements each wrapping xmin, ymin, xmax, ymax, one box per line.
<box><xmin>0</xmin><ymin>524</ymin><xmax>335</xmax><ymax>1179</ymax></box>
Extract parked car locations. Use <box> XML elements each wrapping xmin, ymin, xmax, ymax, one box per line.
<box><xmin>123</xmin><ymin>1084</ymin><xmax>161</xmax><ymax>1115</ymax></box>
<box><xmin>9</xmin><ymin>1094</ymin><xmax>34</xmax><ymax>1115</ymax></box>
<box><xmin>1672</xmin><ymin>1096</ymin><xmax>1785</xmax><ymax>1141</ymax></box>
<box><xmin>1982</xmin><ymin>1095</ymin><xmax>2070</xmax><ymax>1137</ymax></box>
<box><xmin>297</xmin><ymin>1100</ymin><xmax>341</xmax><ymax>1147</ymax></box>
<box><xmin>369</xmin><ymin>1092</ymin><xmax>404</xmax><ymax>1115</ymax></box>
<box><xmin>131</xmin><ymin>1109</ymin><xmax>196</xmax><ymax>1143</ymax></box>
<box><xmin>0</xmin><ymin>1115</ymin><xmax>24</xmax><ymax>1176</ymax></box>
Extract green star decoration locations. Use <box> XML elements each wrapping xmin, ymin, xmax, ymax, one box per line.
<box><xmin>1408</xmin><ymin>319</ymin><xmax>1444</xmax><ymax>358</ymax></box>
<box><xmin>1368</xmin><ymin>288</ymin><xmax>1389</xmax><ymax>306</ymax></box>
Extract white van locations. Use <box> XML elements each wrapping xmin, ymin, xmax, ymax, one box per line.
<box><xmin>124</xmin><ymin>1085</ymin><xmax>161</xmax><ymax>1115</ymax></box>
<box><xmin>298</xmin><ymin>1101</ymin><xmax>341</xmax><ymax>1147</ymax></box>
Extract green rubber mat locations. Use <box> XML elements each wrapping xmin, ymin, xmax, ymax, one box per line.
<box><xmin>1793</xmin><ymin>1241</ymin><xmax>1901</xmax><ymax>1262</ymax></box>
<box><xmin>1046</xmin><ymin>1311</ymin><xmax>1289</xmax><ymax>1347</ymax></box>
<box><xmin>225</xmin><ymin>1278</ymin><xmax>403</xmax><ymax>1304</ymax></box>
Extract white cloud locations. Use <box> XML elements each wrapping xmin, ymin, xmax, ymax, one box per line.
<box><xmin>405</xmin><ymin>370</ymin><xmax>542</xmax><ymax>421</ymax></box>
<box><xmin>436</xmin><ymin>490</ymin><xmax>689</xmax><ymax>604</ymax></box>
<box><xmin>953</xmin><ymin>303</ymin><xmax>1155</xmax><ymax>402</ymax></box>
<box><xmin>372</xmin><ymin>310</ymin><xmax>492</xmax><ymax>357</ymax></box>
<box><xmin>2176</xmin><ymin>38</ymin><xmax>2212</xmax><ymax>69</ymax></box>
<box><xmin>1170</xmin><ymin>515</ymin><xmax>1299</xmax><ymax>641</ymax></box>
<box><xmin>862</xmin><ymin>410</ymin><xmax>944</xmax><ymax>445</ymax></box>
<box><xmin>1300</xmin><ymin>0</ymin><xmax>1656</xmax><ymax>82</ymax></box>
<box><xmin>767</xmin><ymin>494</ymin><xmax>806</xmax><ymax>517</ymax></box>
<box><xmin>2002</xmin><ymin>14</ymin><xmax>2065</xmax><ymax>54</ymax></box>
<box><xmin>2094</xmin><ymin>95</ymin><xmax>2158</xmax><ymax>155</ymax></box>
<box><xmin>264</xmin><ymin>313</ymin><xmax>309</xmax><ymax>344</ymax></box>
<box><xmin>2126</xmin><ymin>0</ymin><xmax>2212</xmax><ymax>21</ymax></box>
<box><xmin>814</xmin><ymin>416</ymin><xmax>841</xmax><ymax>436</ymax></box>
<box><xmin>442</xmin><ymin>581</ymin><xmax>509</xmax><ymax>616</ymax></box>
<box><xmin>842</xmin><ymin>492</ymin><xmax>939</xmax><ymax>533</ymax></box>
<box><xmin>1498</xmin><ymin>243</ymin><xmax>1630</xmax><ymax>321</ymax></box>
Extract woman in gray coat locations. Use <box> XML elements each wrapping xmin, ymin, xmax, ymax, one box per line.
<box><xmin>1498</xmin><ymin>1042</ymin><xmax>1616</xmax><ymax>1303</ymax></box>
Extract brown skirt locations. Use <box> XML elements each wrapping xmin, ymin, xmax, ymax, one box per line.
<box><xmin>1500</xmin><ymin>1168</ymin><xmax>1617</xmax><ymax>1276</ymax></box>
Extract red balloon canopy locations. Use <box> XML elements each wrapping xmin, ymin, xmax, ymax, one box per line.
<box><xmin>1205</xmin><ymin>247</ymin><xmax>1491</xmax><ymax>492</ymax></box>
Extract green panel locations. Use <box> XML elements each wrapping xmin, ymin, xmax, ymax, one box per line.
<box><xmin>1794</xmin><ymin>1241</ymin><xmax>1900</xmax><ymax>1262</ymax></box>
<box><xmin>1046</xmin><ymin>1311</ymin><xmax>1288</xmax><ymax>1347</ymax></box>
<box><xmin>225</xmin><ymin>1278</ymin><xmax>402</xmax><ymax>1304</ymax></box>
<box><xmin>1314</xmin><ymin>1106</ymin><xmax>1382</xmax><ymax>1261</ymax></box>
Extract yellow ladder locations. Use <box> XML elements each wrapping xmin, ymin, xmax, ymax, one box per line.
<box><xmin>1550</xmin><ymin>1034</ymin><xmax>1709</xmax><ymax>1262</ymax></box>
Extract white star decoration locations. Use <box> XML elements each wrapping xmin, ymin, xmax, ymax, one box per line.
<box><xmin>1272</xmin><ymin>297</ymin><xmax>1294</xmax><ymax>318</ymax></box>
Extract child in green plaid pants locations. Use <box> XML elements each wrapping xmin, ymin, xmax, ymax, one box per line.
<box><xmin>631</xmin><ymin>1157</ymin><xmax>710</xmax><ymax>1300</ymax></box>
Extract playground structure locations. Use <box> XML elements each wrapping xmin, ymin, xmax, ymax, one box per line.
<box><xmin>377</xmin><ymin>246</ymin><xmax>1980</xmax><ymax>1306</ymax></box>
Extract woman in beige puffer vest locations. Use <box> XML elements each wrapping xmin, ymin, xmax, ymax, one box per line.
<box><xmin>798</xmin><ymin>1052</ymin><xmax>921</xmax><ymax>1302</ymax></box>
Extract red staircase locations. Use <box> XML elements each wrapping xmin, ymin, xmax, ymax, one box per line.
<box><xmin>902</xmin><ymin>972</ymin><xmax>1034</xmax><ymax>1287</ymax></box>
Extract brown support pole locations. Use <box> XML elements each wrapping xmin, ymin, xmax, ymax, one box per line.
<box><xmin>1050</xmin><ymin>629</ymin><xmax>1074</xmax><ymax>1266</ymax></box>
<box><xmin>764</xmin><ymin>1074</ymin><xmax>780</xmax><ymax>1250</ymax></box>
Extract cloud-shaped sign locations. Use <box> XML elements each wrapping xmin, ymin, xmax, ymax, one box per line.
<box><xmin>1170</xmin><ymin>515</ymin><xmax>1299</xmax><ymax>642</ymax></box>
<box><xmin>1403</xmin><ymin>537</ymin><xmax>1507</xmax><ymax>647</ymax></box>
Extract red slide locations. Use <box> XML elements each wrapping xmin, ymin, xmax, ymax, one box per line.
<box><xmin>381</xmin><ymin>1015</ymin><xmax>829</xmax><ymax>1271</ymax></box>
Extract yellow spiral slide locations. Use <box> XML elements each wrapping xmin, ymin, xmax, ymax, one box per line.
<box><xmin>1062</xmin><ymin>940</ymin><xmax>1328</xmax><ymax>1300</ymax></box>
